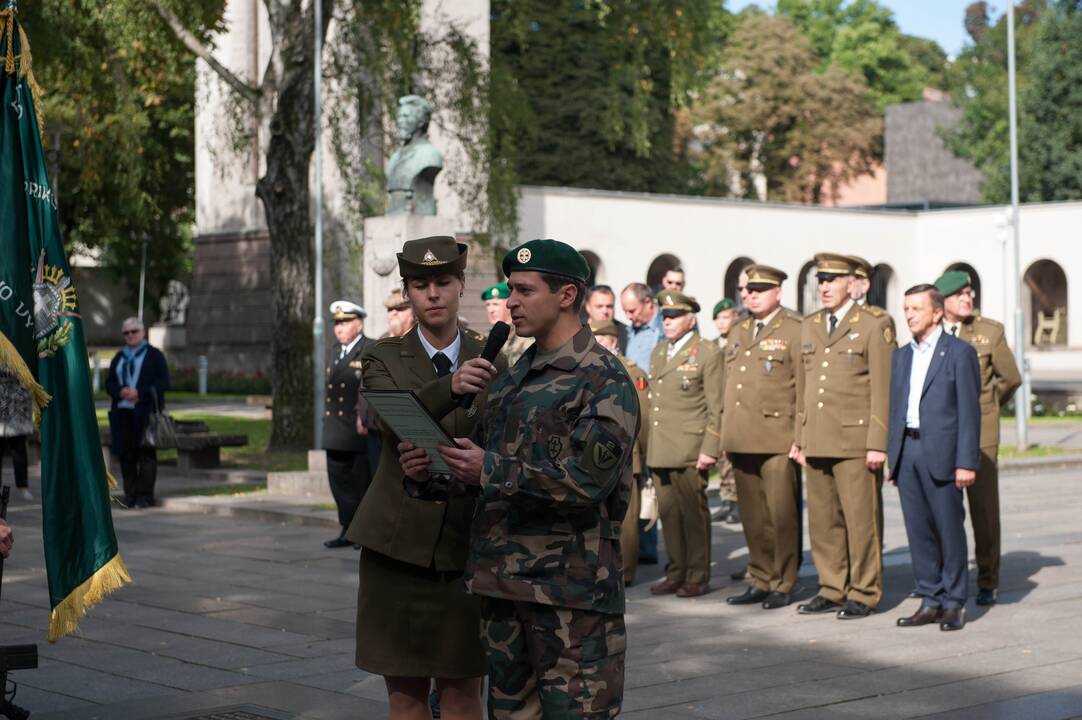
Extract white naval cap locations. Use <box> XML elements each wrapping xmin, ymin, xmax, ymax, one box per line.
<box><xmin>330</xmin><ymin>300</ymin><xmax>366</xmax><ymax>320</ymax></box>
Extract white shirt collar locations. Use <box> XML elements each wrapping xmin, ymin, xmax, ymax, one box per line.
<box><xmin>341</xmin><ymin>334</ymin><xmax>364</xmax><ymax>356</ymax></box>
<box><xmin>942</xmin><ymin>319</ymin><xmax>961</xmax><ymax>336</ymax></box>
<box><xmin>752</xmin><ymin>307</ymin><xmax>781</xmax><ymax>330</ymax></box>
<box><xmin>910</xmin><ymin>324</ymin><xmax>943</xmax><ymax>352</ymax></box>
<box><xmin>417</xmin><ymin>327</ymin><xmax>462</xmax><ymax>371</ymax></box>
<box><xmin>829</xmin><ymin>299</ymin><xmax>855</xmax><ymax>325</ymax></box>
<box><xmin>668</xmin><ymin>330</ymin><xmax>694</xmax><ymax>357</ymax></box>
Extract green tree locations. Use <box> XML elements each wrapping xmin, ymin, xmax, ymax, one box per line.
<box><xmin>944</xmin><ymin>0</ymin><xmax>1047</xmax><ymax>202</ymax></box>
<box><xmin>490</xmin><ymin>0</ymin><xmax>728</xmax><ymax>194</ymax></box>
<box><xmin>1017</xmin><ymin>1</ymin><xmax>1082</xmax><ymax>201</ymax></box>
<box><xmin>688</xmin><ymin>14</ymin><xmax>880</xmax><ymax>203</ymax></box>
<box><xmin>17</xmin><ymin>1</ymin><xmax>224</xmax><ymax>313</ymax></box>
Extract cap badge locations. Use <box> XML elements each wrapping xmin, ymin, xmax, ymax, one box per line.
<box><xmin>422</xmin><ymin>249</ymin><xmax>438</xmax><ymax>264</ymax></box>
<box><xmin>517</xmin><ymin>248</ymin><xmax>532</xmax><ymax>263</ymax></box>
<box><xmin>666</xmin><ymin>296</ymin><xmax>674</xmax><ymax>305</ymax></box>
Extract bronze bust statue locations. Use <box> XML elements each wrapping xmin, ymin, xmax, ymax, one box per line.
<box><xmin>386</xmin><ymin>95</ymin><xmax>443</xmax><ymax>215</ymax></box>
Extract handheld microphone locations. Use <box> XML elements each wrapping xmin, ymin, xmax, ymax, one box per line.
<box><xmin>459</xmin><ymin>321</ymin><xmax>510</xmax><ymax>409</ymax></box>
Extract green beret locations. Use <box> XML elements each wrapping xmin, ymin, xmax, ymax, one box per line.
<box><xmin>502</xmin><ymin>239</ymin><xmax>590</xmax><ymax>282</ymax></box>
<box><xmin>935</xmin><ymin>270</ymin><xmax>972</xmax><ymax>297</ymax></box>
<box><xmin>712</xmin><ymin>298</ymin><xmax>736</xmax><ymax>318</ymax></box>
<box><xmin>397</xmin><ymin>236</ymin><xmax>468</xmax><ymax>278</ymax></box>
<box><xmin>657</xmin><ymin>290</ymin><xmax>701</xmax><ymax>316</ymax></box>
<box><xmin>481</xmin><ymin>282</ymin><xmax>510</xmax><ymax>301</ymax></box>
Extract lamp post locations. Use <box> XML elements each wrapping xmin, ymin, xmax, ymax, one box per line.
<box><xmin>1006</xmin><ymin>1</ymin><xmax>1029</xmax><ymax>451</ymax></box>
<box><xmin>312</xmin><ymin>0</ymin><xmax>325</xmax><ymax>448</ymax></box>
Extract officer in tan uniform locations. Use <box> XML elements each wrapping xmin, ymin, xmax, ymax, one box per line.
<box><xmin>936</xmin><ymin>270</ymin><xmax>1021</xmax><ymax>606</ymax></box>
<box><xmin>647</xmin><ymin>290</ymin><xmax>724</xmax><ymax>598</ymax></box>
<box><xmin>720</xmin><ymin>266</ymin><xmax>804</xmax><ymax>609</ymax></box>
<box><xmin>712</xmin><ymin>298</ymin><xmax>741</xmax><ymax>524</ymax></box>
<box><xmin>793</xmin><ymin>253</ymin><xmax>894</xmax><ymax>619</ymax></box>
<box><xmin>591</xmin><ymin>318</ymin><xmax>651</xmax><ymax>585</ymax></box>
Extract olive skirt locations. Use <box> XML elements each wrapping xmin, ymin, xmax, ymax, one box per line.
<box><xmin>355</xmin><ymin>548</ymin><xmax>485</xmax><ymax>678</ymax></box>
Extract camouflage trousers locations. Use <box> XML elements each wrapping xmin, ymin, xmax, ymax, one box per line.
<box><xmin>481</xmin><ymin>597</ymin><xmax>626</xmax><ymax>719</ymax></box>
<box><xmin>717</xmin><ymin>454</ymin><xmax>738</xmax><ymax>502</ymax></box>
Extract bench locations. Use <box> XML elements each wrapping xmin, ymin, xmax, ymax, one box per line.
<box><xmin>95</xmin><ymin>422</ymin><xmax>249</xmax><ymax>471</ymax></box>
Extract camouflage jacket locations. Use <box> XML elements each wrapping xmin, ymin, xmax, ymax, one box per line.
<box><xmin>465</xmin><ymin>324</ymin><xmax>640</xmax><ymax>615</ymax></box>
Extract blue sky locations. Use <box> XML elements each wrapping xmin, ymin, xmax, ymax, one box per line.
<box><xmin>726</xmin><ymin>1</ymin><xmax>1007</xmax><ymax>57</ymax></box>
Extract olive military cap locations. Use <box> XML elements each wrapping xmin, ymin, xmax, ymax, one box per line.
<box><xmin>397</xmin><ymin>236</ymin><xmax>468</xmax><ymax>278</ymax></box>
<box><xmin>383</xmin><ymin>288</ymin><xmax>410</xmax><ymax>310</ymax></box>
<box><xmin>935</xmin><ymin>270</ymin><xmax>972</xmax><ymax>297</ymax></box>
<box><xmin>814</xmin><ymin>253</ymin><xmax>857</xmax><ymax>276</ymax></box>
<box><xmin>712</xmin><ymin>298</ymin><xmax>736</xmax><ymax>318</ymax></box>
<box><xmin>589</xmin><ymin>319</ymin><xmax>618</xmax><ymax>337</ymax></box>
<box><xmin>481</xmin><ymin>282</ymin><xmax>510</xmax><ymax>301</ymax></box>
<box><xmin>330</xmin><ymin>300</ymin><xmax>366</xmax><ymax>320</ymax></box>
<box><xmin>744</xmin><ymin>264</ymin><xmax>788</xmax><ymax>290</ymax></box>
<box><xmin>501</xmin><ymin>239</ymin><xmax>590</xmax><ymax>282</ymax></box>
<box><xmin>657</xmin><ymin>289</ymin><xmax>700</xmax><ymax>317</ymax></box>
<box><xmin>847</xmin><ymin>255</ymin><xmax>873</xmax><ymax>279</ymax></box>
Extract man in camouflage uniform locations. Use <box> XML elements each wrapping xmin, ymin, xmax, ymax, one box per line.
<box><xmin>591</xmin><ymin>318</ymin><xmax>651</xmax><ymax>585</ymax></box>
<box><xmin>793</xmin><ymin>253</ymin><xmax>894</xmax><ymax>620</ymax></box>
<box><xmin>647</xmin><ymin>290</ymin><xmax>723</xmax><ymax>598</ymax></box>
<box><xmin>430</xmin><ymin>239</ymin><xmax>639</xmax><ymax>718</ymax></box>
<box><xmin>712</xmin><ymin>298</ymin><xmax>740</xmax><ymax>523</ymax></box>
<box><xmin>936</xmin><ymin>270</ymin><xmax>1021</xmax><ymax>607</ymax></box>
<box><xmin>481</xmin><ymin>282</ymin><xmax>533</xmax><ymax>365</ymax></box>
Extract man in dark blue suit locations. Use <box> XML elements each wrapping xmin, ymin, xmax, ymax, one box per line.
<box><xmin>888</xmin><ymin>284</ymin><xmax>981</xmax><ymax>631</ymax></box>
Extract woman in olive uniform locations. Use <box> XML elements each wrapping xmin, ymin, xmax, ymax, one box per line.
<box><xmin>345</xmin><ymin>236</ymin><xmax>503</xmax><ymax>719</ymax></box>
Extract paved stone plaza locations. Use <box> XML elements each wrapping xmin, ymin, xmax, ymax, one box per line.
<box><xmin>2</xmin><ymin>460</ymin><xmax>1081</xmax><ymax>719</ymax></box>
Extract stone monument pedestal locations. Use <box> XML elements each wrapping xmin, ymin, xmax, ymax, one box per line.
<box><xmin>266</xmin><ymin>450</ymin><xmax>333</xmax><ymax>501</ymax></box>
<box><xmin>363</xmin><ymin>214</ymin><xmax>455</xmax><ymax>338</ymax></box>
<box><xmin>148</xmin><ymin>324</ymin><xmax>187</xmax><ymax>350</ymax></box>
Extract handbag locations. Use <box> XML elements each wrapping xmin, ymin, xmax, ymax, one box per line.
<box><xmin>142</xmin><ymin>391</ymin><xmax>178</xmax><ymax>449</ymax></box>
<box><xmin>639</xmin><ymin>476</ymin><xmax>658</xmax><ymax>531</ymax></box>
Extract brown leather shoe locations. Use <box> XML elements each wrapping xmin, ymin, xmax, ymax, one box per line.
<box><xmin>676</xmin><ymin>583</ymin><xmax>710</xmax><ymax>598</ymax></box>
<box><xmin>940</xmin><ymin>608</ymin><xmax>966</xmax><ymax>631</ymax></box>
<box><xmin>650</xmin><ymin>578</ymin><xmax>683</xmax><ymax>595</ymax></box>
<box><xmin>897</xmin><ymin>606</ymin><xmax>943</xmax><ymax>627</ymax></box>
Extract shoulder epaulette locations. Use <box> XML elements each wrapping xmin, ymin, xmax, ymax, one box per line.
<box><xmin>375</xmin><ymin>336</ymin><xmax>404</xmax><ymax>347</ymax></box>
<box><xmin>465</xmin><ymin>328</ymin><xmax>485</xmax><ymax>341</ymax></box>
<box><xmin>865</xmin><ymin>305</ymin><xmax>885</xmax><ymax>317</ymax></box>
<box><xmin>804</xmin><ymin>308</ymin><xmax>823</xmax><ymax>320</ymax></box>
<box><xmin>783</xmin><ymin>308</ymin><xmax>803</xmax><ymax>321</ymax></box>
<box><xmin>974</xmin><ymin>315</ymin><xmax>1004</xmax><ymax>331</ymax></box>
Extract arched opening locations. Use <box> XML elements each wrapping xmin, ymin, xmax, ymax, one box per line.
<box><xmin>869</xmin><ymin>263</ymin><xmax>894</xmax><ymax>310</ymax></box>
<box><xmin>724</xmin><ymin>256</ymin><xmax>755</xmax><ymax>311</ymax></box>
<box><xmin>580</xmin><ymin>250</ymin><xmax>602</xmax><ymax>287</ymax></box>
<box><xmin>797</xmin><ymin>260</ymin><xmax>819</xmax><ymax>315</ymax></box>
<box><xmin>646</xmin><ymin>254</ymin><xmax>682</xmax><ymax>293</ymax></box>
<box><xmin>1024</xmin><ymin>259</ymin><xmax>1068</xmax><ymax>346</ymax></box>
<box><xmin>944</xmin><ymin>262</ymin><xmax>981</xmax><ymax>310</ymax></box>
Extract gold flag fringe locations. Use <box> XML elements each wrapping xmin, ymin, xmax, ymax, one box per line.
<box><xmin>48</xmin><ymin>553</ymin><xmax>132</xmax><ymax>643</ymax></box>
<box><xmin>0</xmin><ymin>329</ymin><xmax>51</xmax><ymax>424</ymax></box>
<box><xmin>1</xmin><ymin>7</ymin><xmax>47</xmax><ymax>135</ymax></box>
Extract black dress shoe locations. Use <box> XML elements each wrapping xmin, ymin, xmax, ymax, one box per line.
<box><xmin>762</xmin><ymin>592</ymin><xmax>790</xmax><ymax>610</ymax></box>
<box><xmin>837</xmin><ymin>600</ymin><xmax>875</xmax><ymax>619</ymax></box>
<box><xmin>324</xmin><ymin>535</ymin><xmax>353</xmax><ymax>549</ymax></box>
<box><xmin>940</xmin><ymin>607</ymin><xmax>966</xmax><ymax>631</ymax></box>
<box><xmin>729</xmin><ymin>567</ymin><xmax>748</xmax><ymax>581</ymax></box>
<box><xmin>135</xmin><ymin>498</ymin><xmax>153</xmax><ymax>509</ymax></box>
<box><xmin>976</xmin><ymin>588</ymin><xmax>997</xmax><ymax>606</ymax></box>
<box><xmin>727</xmin><ymin>587</ymin><xmax>769</xmax><ymax>605</ymax></box>
<box><xmin>639</xmin><ymin>556</ymin><xmax>659</xmax><ymax>565</ymax></box>
<box><xmin>897</xmin><ymin>606</ymin><xmax>943</xmax><ymax>627</ymax></box>
<box><xmin>797</xmin><ymin>595</ymin><xmax>842</xmax><ymax>614</ymax></box>
<box><xmin>725</xmin><ymin>504</ymin><xmax>741</xmax><ymax>525</ymax></box>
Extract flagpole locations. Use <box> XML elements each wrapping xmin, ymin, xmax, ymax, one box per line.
<box><xmin>312</xmin><ymin>0</ymin><xmax>325</xmax><ymax>448</ymax></box>
<box><xmin>1006</xmin><ymin>1</ymin><xmax>1029</xmax><ymax>451</ymax></box>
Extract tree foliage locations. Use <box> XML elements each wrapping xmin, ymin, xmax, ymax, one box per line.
<box><xmin>17</xmin><ymin>1</ymin><xmax>225</xmax><ymax>312</ymax></box>
<box><xmin>490</xmin><ymin>0</ymin><xmax>728</xmax><ymax>195</ymax></box>
<box><xmin>687</xmin><ymin>14</ymin><xmax>880</xmax><ymax>203</ymax></box>
<box><xmin>944</xmin><ymin>0</ymin><xmax>1048</xmax><ymax>202</ymax></box>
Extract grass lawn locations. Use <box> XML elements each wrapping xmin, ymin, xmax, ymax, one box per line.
<box><xmin>94</xmin><ymin>391</ymin><xmax>252</xmax><ymax>403</ymax></box>
<box><xmin>169</xmin><ymin>482</ymin><xmax>268</xmax><ymax>497</ymax></box>
<box><xmin>998</xmin><ymin>445</ymin><xmax>1071</xmax><ymax>460</ymax></box>
<box><xmin>96</xmin><ymin>411</ymin><xmax>306</xmax><ymax>472</ymax></box>
<box><xmin>1001</xmin><ymin>415</ymin><xmax>1082</xmax><ymax>424</ymax></box>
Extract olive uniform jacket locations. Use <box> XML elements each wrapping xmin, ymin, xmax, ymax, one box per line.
<box><xmin>799</xmin><ymin>304</ymin><xmax>894</xmax><ymax>459</ymax></box>
<box><xmin>345</xmin><ymin>324</ymin><xmax>505</xmax><ymax>571</ymax></box>
<box><xmin>953</xmin><ymin>315</ymin><xmax>1021</xmax><ymax>448</ymax></box>
<box><xmin>645</xmin><ymin>332</ymin><xmax>723</xmax><ymax>468</ymax></box>
<box><xmin>616</xmin><ymin>354</ymin><xmax>649</xmax><ymax>475</ymax></box>
<box><xmin>720</xmin><ymin>309</ymin><xmax>804</xmax><ymax>454</ymax></box>
<box><xmin>322</xmin><ymin>337</ymin><xmax>369</xmax><ymax>452</ymax></box>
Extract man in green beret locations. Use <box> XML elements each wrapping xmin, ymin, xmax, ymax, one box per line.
<box><xmin>793</xmin><ymin>253</ymin><xmax>895</xmax><ymax>619</ymax></box>
<box><xmin>710</xmin><ymin>296</ymin><xmax>741</xmax><ymax>523</ymax></box>
<box><xmin>935</xmin><ymin>269</ymin><xmax>1021</xmax><ymax>606</ymax></box>
<box><xmin>713</xmin><ymin>298</ymin><xmax>739</xmax><ymax>350</ymax></box>
<box><xmin>413</xmin><ymin>238</ymin><xmax>639</xmax><ymax>717</ymax></box>
<box><xmin>481</xmin><ymin>282</ymin><xmax>532</xmax><ymax>364</ymax></box>
<box><xmin>647</xmin><ymin>289</ymin><xmax>724</xmax><ymax>598</ymax></box>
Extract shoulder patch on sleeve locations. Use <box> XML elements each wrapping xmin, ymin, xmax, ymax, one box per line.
<box><xmin>583</xmin><ymin>424</ymin><xmax>624</xmax><ymax>474</ymax></box>
<box><xmin>884</xmin><ymin>326</ymin><xmax>894</xmax><ymax>344</ymax></box>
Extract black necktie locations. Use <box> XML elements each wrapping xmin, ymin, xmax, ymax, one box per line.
<box><xmin>949</xmin><ymin>325</ymin><xmax>958</xmax><ymax>336</ymax></box>
<box><xmin>755</xmin><ymin>321</ymin><xmax>764</xmax><ymax>338</ymax></box>
<box><xmin>432</xmin><ymin>352</ymin><xmax>452</xmax><ymax>377</ymax></box>
<box><xmin>828</xmin><ymin>314</ymin><xmax>838</xmax><ymax>336</ymax></box>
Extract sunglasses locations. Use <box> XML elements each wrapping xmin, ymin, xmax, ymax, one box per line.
<box><xmin>122</xmin><ymin>329</ymin><xmax>141</xmax><ymax>336</ymax></box>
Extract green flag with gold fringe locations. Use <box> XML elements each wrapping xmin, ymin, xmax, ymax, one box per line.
<box><xmin>1</xmin><ymin>2</ymin><xmax>131</xmax><ymax>642</ymax></box>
